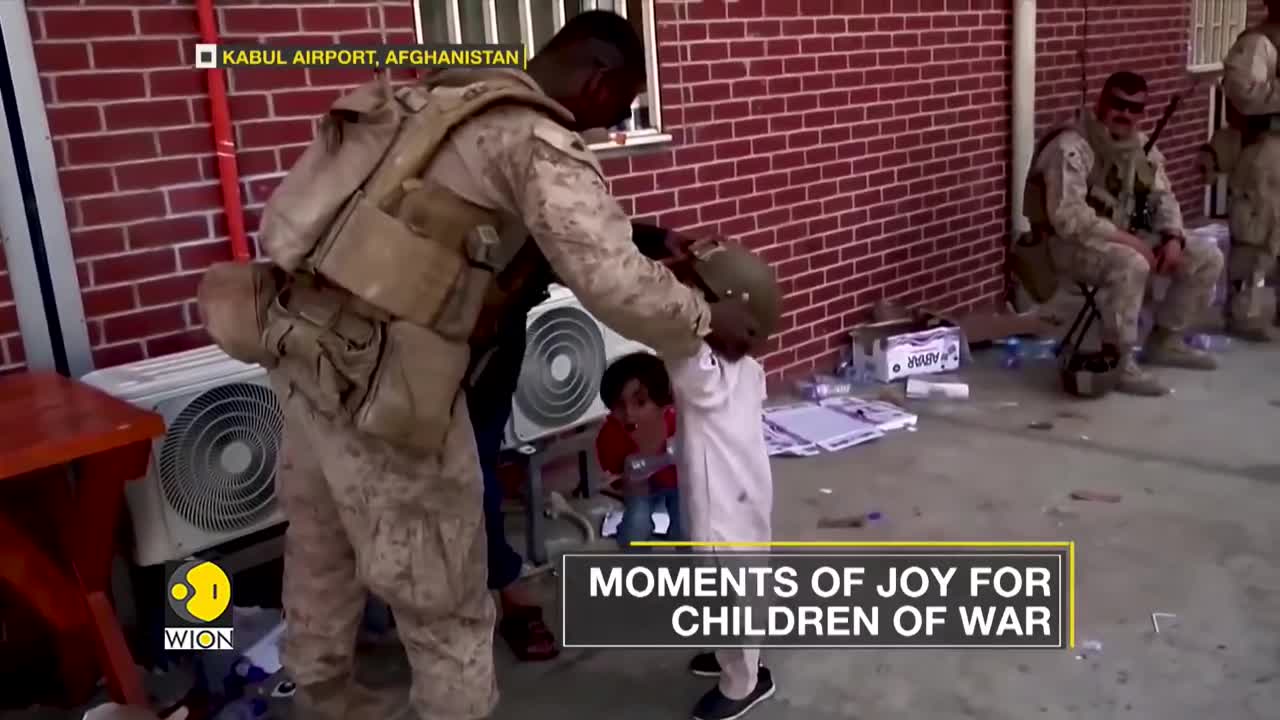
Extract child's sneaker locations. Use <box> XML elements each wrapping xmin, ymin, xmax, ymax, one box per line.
<box><xmin>688</xmin><ymin>652</ymin><xmax>721</xmax><ymax>677</ymax></box>
<box><xmin>691</xmin><ymin>667</ymin><xmax>775</xmax><ymax>720</ymax></box>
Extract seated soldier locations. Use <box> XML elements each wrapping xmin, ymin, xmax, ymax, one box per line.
<box><xmin>1025</xmin><ymin>71</ymin><xmax>1225</xmax><ymax>396</ymax></box>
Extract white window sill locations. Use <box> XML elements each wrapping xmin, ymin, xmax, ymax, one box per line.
<box><xmin>587</xmin><ymin>131</ymin><xmax>674</xmax><ymax>157</ymax></box>
<box><xmin>1187</xmin><ymin>62</ymin><xmax>1225</xmax><ymax>74</ymax></box>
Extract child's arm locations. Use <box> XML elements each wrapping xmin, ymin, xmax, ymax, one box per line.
<box><xmin>594</xmin><ymin>417</ymin><xmax>629</xmax><ymax>477</ymax></box>
<box><xmin>664</xmin><ymin>341</ymin><xmax>730</xmax><ymax>410</ymax></box>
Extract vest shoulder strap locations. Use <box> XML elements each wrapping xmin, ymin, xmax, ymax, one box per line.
<box><xmin>362</xmin><ymin>75</ymin><xmax>577</xmax><ymax>206</ymax></box>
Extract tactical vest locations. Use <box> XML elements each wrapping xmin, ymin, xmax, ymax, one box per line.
<box><xmin>198</xmin><ymin>71</ymin><xmax>577</xmax><ymax>454</ymax></box>
<box><xmin>1023</xmin><ymin>119</ymin><xmax>1154</xmax><ymax>236</ymax></box>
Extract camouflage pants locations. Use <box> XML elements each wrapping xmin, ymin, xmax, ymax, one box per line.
<box><xmin>272</xmin><ymin>375</ymin><xmax>497</xmax><ymax>720</ymax></box>
<box><xmin>1050</xmin><ymin>233</ymin><xmax>1223</xmax><ymax>347</ymax></box>
<box><xmin>1227</xmin><ymin>132</ymin><xmax>1280</xmax><ymax>326</ymax></box>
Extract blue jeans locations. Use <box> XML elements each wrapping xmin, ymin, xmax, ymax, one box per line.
<box><xmin>617</xmin><ymin>488</ymin><xmax>685</xmax><ymax>551</ymax></box>
<box><xmin>466</xmin><ymin>331</ymin><xmax>530</xmax><ymax>592</ymax></box>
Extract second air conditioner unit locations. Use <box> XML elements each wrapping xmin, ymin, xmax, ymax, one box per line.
<box><xmin>504</xmin><ymin>284</ymin><xmax>652</xmax><ymax>448</ymax></box>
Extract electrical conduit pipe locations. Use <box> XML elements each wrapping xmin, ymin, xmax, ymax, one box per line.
<box><xmin>196</xmin><ymin>0</ymin><xmax>251</xmax><ymax>262</ymax></box>
<box><xmin>1010</xmin><ymin>0</ymin><xmax>1036</xmax><ymax>238</ymax></box>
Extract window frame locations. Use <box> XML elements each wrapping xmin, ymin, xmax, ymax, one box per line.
<box><xmin>411</xmin><ymin>0</ymin><xmax>673</xmax><ymax>155</ymax></box>
<box><xmin>1186</xmin><ymin>0</ymin><xmax>1250</xmax><ymax>74</ymax></box>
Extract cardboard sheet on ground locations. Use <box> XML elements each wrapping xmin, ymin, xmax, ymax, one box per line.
<box><xmin>818</xmin><ymin>396</ymin><xmax>919</xmax><ymax>431</ymax></box>
<box><xmin>763</xmin><ymin>402</ymin><xmax>885</xmax><ymax>452</ymax></box>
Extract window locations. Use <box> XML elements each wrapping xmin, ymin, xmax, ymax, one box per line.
<box><xmin>412</xmin><ymin>0</ymin><xmax>669</xmax><ymax>152</ymax></box>
<box><xmin>1187</xmin><ymin>0</ymin><xmax>1250</xmax><ymax>73</ymax></box>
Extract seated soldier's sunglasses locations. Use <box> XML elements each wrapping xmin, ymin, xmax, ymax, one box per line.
<box><xmin>1104</xmin><ymin>95</ymin><xmax>1146</xmax><ymax>114</ymax></box>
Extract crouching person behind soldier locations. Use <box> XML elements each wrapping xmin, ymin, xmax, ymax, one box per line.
<box><xmin>1025</xmin><ymin>71</ymin><xmax>1224</xmax><ymax>396</ymax></box>
<box><xmin>197</xmin><ymin>10</ymin><xmax>761</xmax><ymax>720</ymax></box>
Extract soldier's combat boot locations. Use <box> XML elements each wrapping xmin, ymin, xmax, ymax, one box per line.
<box><xmin>1142</xmin><ymin>327</ymin><xmax>1218</xmax><ymax>370</ymax></box>
<box><xmin>1226</xmin><ymin>282</ymin><xmax>1274</xmax><ymax>342</ymax></box>
<box><xmin>1115</xmin><ymin>355</ymin><xmax>1169</xmax><ymax>397</ymax></box>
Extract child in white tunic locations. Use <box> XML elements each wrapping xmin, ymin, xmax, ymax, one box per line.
<box><xmin>664</xmin><ymin>240</ymin><xmax>781</xmax><ymax>720</ymax></box>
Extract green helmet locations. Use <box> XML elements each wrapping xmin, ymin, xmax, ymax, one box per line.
<box><xmin>688</xmin><ymin>239</ymin><xmax>782</xmax><ymax>340</ymax></box>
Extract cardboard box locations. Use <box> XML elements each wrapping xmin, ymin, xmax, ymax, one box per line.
<box><xmin>849</xmin><ymin>318</ymin><xmax>968</xmax><ymax>382</ymax></box>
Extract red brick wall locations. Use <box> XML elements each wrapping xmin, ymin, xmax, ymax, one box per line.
<box><xmin>11</xmin><ymin>0</ymin><xmax>1227</xmax><ymax>381</ymax></box>
<box><xmin>0</xmin><ymin>252</ymin><xmax>18</xmax><ymax>373</ymax></box>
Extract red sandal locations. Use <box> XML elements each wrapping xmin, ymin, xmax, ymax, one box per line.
<box><xmin>498</xmin><ymin>605</ymin><xmax>560</xmax><ymax>662</ymax></box>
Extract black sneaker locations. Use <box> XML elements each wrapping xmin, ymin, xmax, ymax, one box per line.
<box><xmin>691</xmin><ymin>667</ymin><xmax>776</xmax><ymax>720</ymax></box>
<box><xmin>689</xmin><ymin>652</ymin><xmax>721</xmax><ymax>677</ymax></box>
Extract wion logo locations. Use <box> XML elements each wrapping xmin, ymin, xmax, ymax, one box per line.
<box><xmin>164</xmin><ymin>559</ymin><xmax>233</xmax><ymax>651</ymax></box>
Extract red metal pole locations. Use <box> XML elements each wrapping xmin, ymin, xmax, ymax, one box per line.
<box><xmin>195</xmin><ymin>0</ymin><xmax>251</xmax><ymax>262</ymax></box>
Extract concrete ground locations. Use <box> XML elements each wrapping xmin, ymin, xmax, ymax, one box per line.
<box><xmin>480</xmin><ymin>339</ymin><xmax>1280</xmax><ymax>720</ymax></box>
<box><xmin>8</xmin><ymin>338</ymin><xmax>1280</xmax><ymax>720</ymax></box>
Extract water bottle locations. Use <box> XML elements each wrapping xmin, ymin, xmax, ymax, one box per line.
<box><xmin>1186</xmin><ymin>333</ymin><xmax>1232</xmax><ymax>352</ymax></box>
<box><xmin>624</xmin><ymin>439</ymin><xmax>677</xmax><ymax>482</ymax></box>
<box><xmin>1000</xmin><ymin>337</ymin><xmax>1058</xmax><ymax>369</ymax></box>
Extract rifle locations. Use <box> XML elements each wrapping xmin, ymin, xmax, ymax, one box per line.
<box><xmin>1128</xmin><ymin>91</ymin><xmax>1183</xmax><ymax>233</ymax></box>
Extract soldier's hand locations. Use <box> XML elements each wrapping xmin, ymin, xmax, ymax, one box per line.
<box><xmin>707</xmin><ymin>298</ymin><xmax>760</xmax><ymax>361</ymax></box>
<box><xmin>1156</xmin><ymin>237</ymin><xmax>1184</xmax><ymax>275</ymax></box>
<box><xmin>1114</xmin><ymin>231</ymin><xmax>1157</xmax><ymax>271</ymax></box>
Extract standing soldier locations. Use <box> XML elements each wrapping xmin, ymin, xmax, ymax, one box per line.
<box><xmin>199</xmin><ymin>10</ymin><xmax>759</xmax><ymax>720</ymax></box>
<box><xmin>1023</xmin><ymin>71</ymin><xmax>1224</xmax><ymax>397</ymax></box>
<box><xmin>1221</xmin><ymin>0</ymin><xmax>1280</xmax><ymax>341</ymax></box>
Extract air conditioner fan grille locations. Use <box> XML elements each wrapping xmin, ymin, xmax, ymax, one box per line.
<box><xmin>157</xmin><ymin>382</ymin><xmax>283</xmax><ymax>534</ymax></box>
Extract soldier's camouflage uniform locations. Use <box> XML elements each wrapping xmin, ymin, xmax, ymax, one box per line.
<box><xmin>1033</xmin><ymin>118</ymin><xmax>1223</xmax><ymax>395</ymax></box>
<box><xmin>275</xmin><ymin>70</ymin><xmax>712</xmax><ymax>720</ymax></box>
<box><xmin>1222</xmin><ymin>21</ymin><xmax>1280</xmax><ymax>338</ymax></box>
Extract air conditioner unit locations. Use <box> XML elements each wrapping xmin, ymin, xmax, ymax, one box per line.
<box><xmin>79</xmin><ymin>345</ymin><xmax>285</xmax><ymax>567</ymax></box>
<box><xmin>504</xmin><ymin>284</ymin><xmax>652</xmax><ymax>448</ymax></box>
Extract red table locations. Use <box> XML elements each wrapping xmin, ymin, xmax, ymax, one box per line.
<box><xmin>0</xmin><ymin>371</ymin><xmax>166</xmax><ymax>707</ymax></box>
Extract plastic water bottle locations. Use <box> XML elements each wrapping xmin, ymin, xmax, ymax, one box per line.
<box><xmin>1000</xmin><ymin>337</ymin><xmax>1058</xmax><ymax>369</ymax></box>
<box><xmin>1187</xmin><ymin>333</ymin><xmax>1232</xmax><ymax>352</ymax></box>
<box><xmin>624</xmin><ymin>439</ymin><xmax>677</xmax><ymax>482</ymax></box>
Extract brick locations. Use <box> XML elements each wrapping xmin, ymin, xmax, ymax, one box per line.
<box><xmin>104</xmin><ymin>99</ymin><xmax>192</xmax><ymax>130</ymax></box>
<box><xmin>168</xmin><ymin>183</ymin><xmax>223</xmax><ymax>214</ymax></box>
<box><xmin>235</xmin><ymin>149</ymin><xmax>278</xmax><ymax>177</ymax></box>
<box><xmin>82</xmin><ymin>286</ymin><xmax>137</xmax><ymax>317</ymax></box>
<box><xmin>93</xmin><ymin>40</ymin><xmax>183</xmax><ymax>70</ymax></box>
<box><xmin>272</xmin><ymin>88</ymin><xmax>342</xmax><ymax>117</ymax></box>
<box><xmin>55</xmin><ymin>72</ymin><xmax>146</xmax><ymax>102</ymax></box>
<box><xmin>221</xmin><ymin>7</ymin><xmax>300</xmax><ymax>34</ymax></box>
<box><xmin>139</xmin><ymin>8</ymin><xmax>198</xmax><ymax>35</ymax></box>
<box><xmin>46</xmin><ymin>106</ymin><xmax>101</xmax><ymax>136</ymax></box>
<box><xmin>157</xmin><ymin>126</ymin><xmax>213</xmax><ymax>156</ymax></box>
<box><xmin>81</xmin><ymin>191</ymin><xmax>166</xmax><ymax>227</ymax></box>
<box><xmin>71</xmin><ymin>227</ymin><xmax>126</xmax><ymax>259</ymax></box>
<box><xmin>92</xmin><ymin>248</ymin><xmax>177</xmax><ymax>287</ymax></box>
<box><xmin>92</xmin><ymin>342</ymin><xmax>145</xmax><ymax>370</ymax></box>
<box><xmin>137</xmin><ymin>273</ymin><xmax>203</xmax><ymax>306</ymax></box>
<box><xmin>116</xmin><ymin>158</ymin><xmax>203</xmax><ymax>192</ymax></box>
<box><xmin>66</xmin><ymin>132</ymin><xmax>157</xmax><ymax>166</ymax></box>
<box><xmin>238</xmin><ymin>119</ymin><xmax>315</xmax><ymax>149</ymax></box>
<box><xmin>146</xmin><ymin>330</ymin><xmax>212</xmax><ymax>359</ymax></box>
<box><xmin>178</xmin><ymin>241</ymin><xmax>234</xmax><ymax>272</ymax></box>
<box><xmin>228</xmin><ymin>67</ymin><xmax>308</xmax><ymax>93</ymax></box>
<box><xmin>227</xmin><ymin>94</ymin><xmax>272</xmax><ymax>121</ymax></box>
<box><xmin>300</xmin><ymin>6</ymin><xmax>370</xmax><ymax>32</ymax></box>
<box><xmin>127</xmin><ymin>216</ymin><xmax>211</xmax><ymax>250</ymax></box>
<box><xmin>34</xmin><ymin>42</ymin><xmax>90</xmax><ymax>72</ymax></box>
<box><xmin>57</xmin><ymin>167</ymin><xmax>114</xmax><ymax>199</ymax></box>
<box><xmin>102</xmin><ymin>305</ymin><xmax>186</xmax><ymax>344</ymax></box>
<box><xmin>150</xmin><ymin>69</ymin><xmax>206</xmax><ymax>97</ymax></box>
<box><xmin>43</xmin><ymin>10</ymin><xmax>137</xmax><ymax>39</ymax></box>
